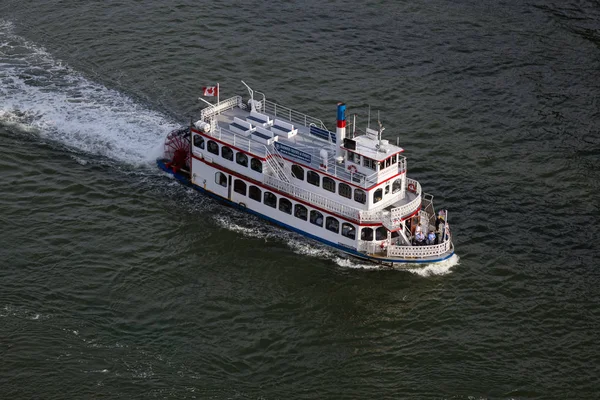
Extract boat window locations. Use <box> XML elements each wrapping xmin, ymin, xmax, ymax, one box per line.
<box><xmin>251</xmin><ymin>158</ymin><xmax>263</xmax><ymax>173</ymax></box>
<box><xmin>233</xmin><ymin>179</ymin><xmax>246</xmax><ymax>195</ymax></box>
<box><xmin>339</xmin><ymin>183</ymin><xmax>351</xmax><ymax>199</ymax></box>
<box><xmin>291</xmin><ymin>165</ymin><xmax>304</xmax><ymax>180</ymax></box>
<box><xmin>310</xmin><ymin>210</ymin><xmax>323</xmax><ymax>227</ymax></box>
<box><xmin>325</xmin><ymin>217</ymin><xmax>339</xmax><ymax>234</ymax></box>
<box><xmin>193</xmin><ymin>135</ymin><xmax>204</xmax><ymax>149</ymax></box>
<box><xmin>385</xmin><ymin>185</ymin><xmax>390</xmax><ymax>195</ymax></box>
<box><xmin>236</xmin><ymin>152</ymin><xmax>248</xmax><ymax>167</ymax></box>
<box><xmin>392</xmin><ymin>154</ymin><xmax>397</xmax><ymax>164</ymax></box>
<box><xmin>347</xmin><ymin>152</ymin><xmax>357</xmax><ymax>164</ymax></box>
<box><xmin>391</xmin><ymin>231</ymin><xmax>399</xmax><ymax>239</ymax></box>
<box><xmin>385</xmin><ymin>158</ymin><xmax>391</xmax><ymax>168</ymax></box>
<box><xmin>392</xmin><ymin>179</ymin><xmax>402</xmax><ymax>193</ymax></box>
<box><xmin>376</xmin><ymin>226</ymin><xmax>388</xmax><ymax>240</ymax></box>
<box><xmin>354</xmin><ymin>189</ymin><xmax>366</xmax><ymax>204</ymax></box>
<box><xmin>361</xmin><ymin>227</ymin><xmax>373</xmax><ymax>241</ymax></box>
<box><xmin>341</xmin><ymin>223</ymin><xmax>356</xmax><ymax>240</ymax></box>
<box><xmin>379</xmin><ymin>161</ymin><xmax>385</xmax><ymax>170</ymax></box>
<box><xmin>307</xmin><ymin>171</ymin><xmax>320</xmax><ymax>187</ymax></box>
<box><xmin>207</xmin><ymin>140</ymin><xmax>219</xmax><ymax>155</ymax></box>
<box><xmin>215</xmin><ymin>172</ymin><xmax>227</xmax><ymax>187</ymax></box>
<box><xmin>279</xmin><ymin>198</ymin><xmax>292</xmax><ymax>214</ymax></box>
<box><xmin>322</xmin><ymin>177</ymin><xmax>335</xmax><ymax>193</ymax></box>
<box><xmin>294</xmin><ymin>204</ymin><xmax>308</xmax><ymax>220</ymax></box>
<box><xmin>363</xmin><ymin>157</ymin><xmax>376</xmax><ymax>170</ymax></box>
<box><xmin>264</xmin><ymin>191</ymin><xmax>277</xmax><ymax>208</ymax></box>
<box><xmin>373</xmin><ymin>188</ymin><xmax>383</xmax><ymax>204</ymax></box>
<box><xmin>221</xmin><ymin>146</ymin><xmax>233</xmax><ymax>161</ymax></box>
<box><xmin>249</xmin><ymin>185</ymin><xmax>261</xmax><ymax>202</ymax></box>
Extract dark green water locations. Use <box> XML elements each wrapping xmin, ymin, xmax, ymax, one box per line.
<box><xmin>1</xmin><ymin>1</ymin><xmax>599</xmax><ymax>399</ymax></box>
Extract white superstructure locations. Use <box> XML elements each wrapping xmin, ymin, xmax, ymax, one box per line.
<box><xmin>160</xmin><ymin>83</ymin><xmax>454</xmax><ymax>265</ymax></box>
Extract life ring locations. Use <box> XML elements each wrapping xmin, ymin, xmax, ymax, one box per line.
<box><xmin>407</xmin><ymin>183</ymin><xmax>416</xmax><ymax>192</ymax></box>
<box><xmin>348</xmin><ymin>165</ymin><xmax>358</xmax><ymax>174</ymax></box>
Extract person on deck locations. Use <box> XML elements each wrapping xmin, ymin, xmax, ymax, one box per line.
<box><xmin>413</xmin><ymin>227</ymin><xmax>425</xmax><ymax>246</ymax></box>
<box><xmin>435</xmin><ymin>210</ymin><xmax>445</xmax><ymax>231</ymax></box>
<box><xmin>428</xmin><ymin>231</ymin><xmax>437</xmax><ymax>245</ymax></box>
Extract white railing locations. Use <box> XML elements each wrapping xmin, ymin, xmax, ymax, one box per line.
<box><xmin>389</xmin><ymin>178</ymin><xmax>422</xmax><ymax>220</ymax></box>
<box><xmin>359</xmin><ymin>209</ymin><xmax>386</xmax><ymax>223</ymax></box>
<box><xmin>263</xmin><ymin>175</ymin><xmax>361</xmax><ymax>221</ymax></box>
<box><xmin>200</xmin><ymin>96</ymin><xmax>243</xmax><ymax>121</ymax></box>
<box><xmin>386</xmin><ymin>237</ymin><xmax>452</xmax><ymax>258</ymax></box>
<box><xmin>264</xmin><ymin>147</ymin><xmax>290</xmax><ymax>183</ymax></box>
<box><xmin>283</xmin><ymin>154</ymin><xmax>405</xmax><ymax>190</ymax></box>
<box><xmin>359</xmin><ymin>178</ymin><xmax>421</xmax><ymax>226</ymax></box>
<box><xmin>204</xmin><ymin>125</ymin><xmax>268</xmax><ymax>158</ymax></box>
<box><xmin>357</xmin><ymin>241</ymin><xmax>383</xmax><ymax>255</ymax></box>
<box><xmin>419</xmin><ymin>209</ymin><xmax>431</xmax><ymax>229</ymax></box>
<box><xmin>262</xmin><ymin>99</ymin><xmax>328</xmax><ymax>130</ymax></box>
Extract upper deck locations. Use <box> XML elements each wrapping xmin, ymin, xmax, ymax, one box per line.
<box><xmin>200</xmin><ymin>96</ymin><xmax>406</xmax><ymax>190</ymax></box>
<box><xmin>193</xmin><ymin>94</ymin><xmax>422</xmax><ymax>227</ymax></box>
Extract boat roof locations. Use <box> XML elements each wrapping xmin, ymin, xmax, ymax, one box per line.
<box><xmin>347</xmin><ymin>135</ymin><xmax>404</xmax><ymax>161</ymax></box>
<box><xmin>197</xmin><ymin>95</ymin><xmax>406</xmax><ymax>188</ymax></box>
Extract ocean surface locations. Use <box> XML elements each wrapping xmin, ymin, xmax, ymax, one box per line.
<box><xmin>1</xmin><ymin>1</ymin><xmax>599</xmax><ymax>399</ymax></box>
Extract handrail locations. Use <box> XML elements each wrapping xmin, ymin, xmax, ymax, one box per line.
<box><xmin>359</xmin><ymin>236</ymin><xmax>452</xmax><ymax>258</ymax></box>
<box><xmin>204</xmin><ymin>125</ymin><xmax>268</xmax><ymax>158</ymax></box>
<box><xmin>390</xmin><ymin>178</ymin><xmax>422</xmax><ymax>220</ymax></box>
<box><xmin>386</xmin><ymin>237</ymin><xmax>452</xmax><ymax>258</ymax></box>
<box><xmin>263</xmin><ymin>175</ymin><xmax>361</xmax><ymax>221</ymax></box>
<box><xmin>359</xmin><ymin>178</ymin><xmax>421</xmax><ymax>224</ymax></box>
<box><xmin>200</xmin><ymin>96</ymin><xmax>243</xmax><ymax>121</ymax></box>
<box><xmin>264</xmin><ymin>147</ymin><xmax>290</xmax><ymax>183</ymax></box>
<box><xmin>262</xmin><ymin>99</ymin><xmax>328</xmax><ymax>131</ymax></box>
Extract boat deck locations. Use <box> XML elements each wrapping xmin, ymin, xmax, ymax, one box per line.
<box><xmin>199</xmin><ymin>96</ymin><xmax>405</xmax><ymax>190</ymax></box>
<box><xmin>195</xmin><ymin>96</ymin><xmax>422</xmax><ymax>226</ymax></box>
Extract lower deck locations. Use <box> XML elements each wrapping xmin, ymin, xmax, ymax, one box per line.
<box><xmin>159</xmin><ymin>158</ymin><xmax>454</xmax><ymax>265</ymax></box>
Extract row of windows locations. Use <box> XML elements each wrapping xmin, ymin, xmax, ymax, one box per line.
<box><xmin>196</xmin><ymin>134</ymin><xmax>402</xmax><ymax>206</ymax></box>
<box><xmin>194</xmin><ymin>135</ymin><xmax>263</xmax><ymax>173</ymax></box>
<box><xmin>219</xmin><ymin>173</ymin><xmax>357</xmax><ymax>240</ymax></box>
<box><xmin>361</xmin><ymin>226</ymin><xmax>391</xmax><ymax>241</ymax></box>
<box><xmin>347</xmin><ymin>152</ymin><xmax>399</xmax><ymax>171</ymax></box>
<box><xmin>291</xmin><ymin>164</ymin><xmax>403</xmax><ymax>204</ymax></box>
<box><xmin>217</xmin><ymin>172</ymin><xmax>393</xmax><ymax>242</ymax></box>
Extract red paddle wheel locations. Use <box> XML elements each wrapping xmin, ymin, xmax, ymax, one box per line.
<box><xmin>164</xmin><ymin>128</ymin><xmax>191</xmax><ymax>173</ymax></box>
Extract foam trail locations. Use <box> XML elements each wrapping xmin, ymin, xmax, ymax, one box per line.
<box><xmin>0</xmin><ymin>20</ymin><xmax>179</xmax><ymax>165</ymax></box>
<box><xmin>214</xmin><ymin>212</ymin><xmax>459</xmax><ymax>274</ymax></box>
<box><xmin>404</xmin><ymin>253</ymin><xmax>460</xmax><ymax>276</ymax></box>
<box><xmin>213</xmin><ymin>213</ymin><xmax>340</xmax><ymax>259</ymax></box>
<box><xmin>0</xmin><ymin>21</ymin><xmax>459</xmax><ymax>272</ymax></box>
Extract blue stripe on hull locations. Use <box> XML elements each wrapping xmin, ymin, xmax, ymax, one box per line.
<box><xmin>157</xmin><ymin>160</ymin><xmax>454</xmax><ymax>265</ymax></box>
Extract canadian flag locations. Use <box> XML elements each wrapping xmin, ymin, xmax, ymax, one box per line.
<box><xmin>202</xmin><ymin>86</ymin><xmax>218</xmax><ymax>97</ymax></box>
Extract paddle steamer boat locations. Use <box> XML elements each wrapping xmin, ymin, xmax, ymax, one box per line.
<box><xmin>158</xmin><ymin>82</ymin><xmax>454</xmax><ymax>265</ymax></box>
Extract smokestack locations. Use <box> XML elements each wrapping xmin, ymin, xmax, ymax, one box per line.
<box><xmin>336</xmin><ymin>102</ymin><xmax>346</xmax><ymax>159</ymax></box>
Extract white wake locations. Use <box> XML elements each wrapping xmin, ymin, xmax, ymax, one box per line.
<box><xmin>213</xmin><ymin>213</ymin><xmax>458</xmax><ymax>275</ymax></box>
<box><xmin>0</xmin><ymin>20</ymin><xmax>178</xmax><ymax>165</ymax></box>
<box><xmin>0</xmin><ymin>20</ymin><xmax>458</xmax><ymax>275</ymax></box>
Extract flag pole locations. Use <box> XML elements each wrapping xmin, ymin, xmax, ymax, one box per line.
<box><xmin>217</xmin><ymin>83</ymin><xmax>220</xmax><ymax>114</ymax></box>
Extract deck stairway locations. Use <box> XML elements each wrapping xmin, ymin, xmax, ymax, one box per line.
<box><xmin>264</xmin><ymin>146</ymin><xmax>291</xmax><ymax>183</ymax></box>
